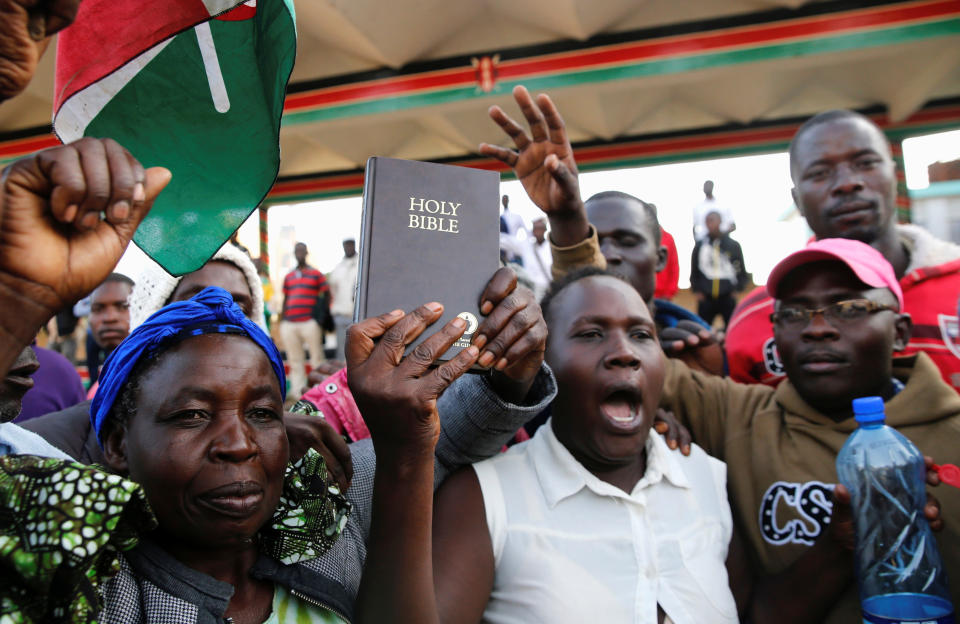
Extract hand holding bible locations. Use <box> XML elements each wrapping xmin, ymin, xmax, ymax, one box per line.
<box><xmin>346</xmin><ymin>303</ymin><xmax>480</xmax><ymax>456</ymax></box>
<box><xmin>473</xmin><ymin>267</ymin><xmax>547</xmax><ymax>403</ymax></box>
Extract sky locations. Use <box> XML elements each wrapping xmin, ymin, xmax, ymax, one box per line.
<box><xmin>119</xmin><ymin>128</ymin><xmax>960</xmax><ymax>293</ymax></box>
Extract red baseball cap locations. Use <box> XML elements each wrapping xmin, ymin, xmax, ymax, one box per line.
<box><xmin>766</xmin><ymin>238</ymin><xmax>904</xmax><ymax>309</ymax></box>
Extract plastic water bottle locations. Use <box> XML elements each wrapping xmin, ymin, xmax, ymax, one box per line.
<box><xmin>836</xmin><ymin>396</ymin><xmax>955</xmax><ymax>623</ymax></box>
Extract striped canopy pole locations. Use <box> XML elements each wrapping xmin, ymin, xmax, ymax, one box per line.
<box><xmin>259</xmin><ymin>205</ymin><xmax>270</xmax><ymax>272</ymax></box>
<box><xmin>889</xmin><ymin>136</ymin><xmax>912</xmax><ymax>223</ymax></box>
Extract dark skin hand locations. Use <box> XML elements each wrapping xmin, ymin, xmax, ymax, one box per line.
<box><xmin>0</xmin><ymin>0</ymin><xmax>80</xmax><ymax>101</ymax></box>
<box><xmin>283</xmin><ymin>410</ymin><xmax>353</xmax><ymax>491</ymax></box>
<box><xmin>483</xmin><ymin>87</ymin><xmax>724</xmax><ymax>372</ymax></box>
<box><xmin>658</xmin><ymin>320</ymin><xmax>726</xmax><ymax>377</ymax></box>
<box><xmin>0</xmin><ymin>138</ymin><xmax>170</xmax><ymax>377</ymax></box>
<box><xmin>303</xmin><ymin>268</ymin><xmax>547</xmax><ymax>403</ymax></box>
<box><xmin>350</xmin><ymin>304</ymin><xmax>480</xmax><ymax>624</ymax></box>
<box><xmin>293</xmin><ymin>268</ymin><xmax>545</xmax><ymax>489</ymax></box>
<box><xmin>744</xmin><ymin>457</ymin><xmax>944</xmax><ymax>623</ymax></box>
<box><xmin>652</xmin><ymin>408</ymin><xmax>692</xmax><ymax>456</ymax></box>
<box><xmin>347</xmin><ymin>304</ymin><xmax>480</xmax><ymax>452</ymax></box>
<box><xmin>473</xmin><ymin>267</ymin><xmax>547</xmax><ymax>403</ymax></box>
<box><xmin>305</xmin><ymin>360</ymin><xmax>346</xmax><ymax>388</ymax></box>
<box><xmin>480</xmin><ymin>85</ymin><xmax>587</xmax><ymax>247</ymax></box>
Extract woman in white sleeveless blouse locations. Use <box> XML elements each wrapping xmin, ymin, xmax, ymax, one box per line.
<box><xmin>356</xmin><ymin>270</ymin><xmax>743</xmax><ymax>624</ymax></box>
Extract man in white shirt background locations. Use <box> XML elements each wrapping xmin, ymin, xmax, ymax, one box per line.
<box><xmin>499</xmin><ymin>217</ymin><xmax>553</xmax><ymax>299</ymax></box>
<box><xmin>328</xmin><ymin>237</ymin><xmax>359</xmax><ymax>360</ymax></box>
<box><xmin>520</xmin><ymin>218</ymin><xmax>552</xmax><ymax>298</ymax></box>
<box><xmin>692</xmin><ymin>179</ymin><xmax>736</xmax><ymax>242</ymax></box>
<box><xmin>500</xmin><ymin>194</ymin><xmax>526</xmax><ymax>240</ymax></box>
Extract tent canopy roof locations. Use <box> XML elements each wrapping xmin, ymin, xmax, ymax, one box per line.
<box><xmin>2</xmin><ymin>0</ymin><xmax>959</xmax><ymax>178</ymax></box>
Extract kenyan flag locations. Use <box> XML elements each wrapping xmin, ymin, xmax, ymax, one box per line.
<box><xmin>53</xmin><ymin>0</ymin><xmax>296</xmax><ymax>275</ymax></box>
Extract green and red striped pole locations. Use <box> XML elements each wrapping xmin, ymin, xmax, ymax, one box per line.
<box><xmin>888</xmin><ymin>136</ymin><xmax>911</xmax><ymax>224</ymax></box>
<box><xmin>259</xmin><ymin>205</ymin><xmax>270</xmax><ymax>273</ymax></box>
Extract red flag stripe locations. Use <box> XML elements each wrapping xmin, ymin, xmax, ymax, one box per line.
<box><xmin>54</xmin><ymin>0</ymin><xmax>244</xmax><ymax>110</ymax></box>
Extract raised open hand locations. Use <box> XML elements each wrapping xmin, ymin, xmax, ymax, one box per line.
<box><xmin>480</xmin><ymin>85</ymin><xmax>582</xmax><ymax>221</ymax></box>
<box><xmin>345</xmin><ymin>303</ymin><xmax>480</xmax><ymax>456</ymax></box>
<box><xmin>0</xmin><ymin>137</ymin><xmax>170</xmax><ymax>315</ymax></box>
<box><xmin>0</xmin><ymin>0</ymin><xmax>81</xmax><ymax>101</ymax></box>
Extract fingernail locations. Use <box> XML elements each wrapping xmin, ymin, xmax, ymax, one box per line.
<box><xmin>27</xmin><ymin>13</ymin><xmax>45</xmax><ymax>41</ymax></box>
<box><xmin>669</xmin><ymin>440</ymin><xmax>677</xmax><ymax>449</ymax></box>
<box><xmin>133</xmin><ymin>182</ymin><xmax>145</xmax><ymax>202</ymax></box>
<box><xmin>388</xmin><ymin>309</ymin><xmax>403</xmax><ymax>317</ymax></box>
<box><xmin>452</xmin><ymin>317</ymin><xmax>466</xmax><ymax>329</ymax></box>
<box><xmin>466</xmin><ymin>346</ymin><xmax>480</xmax><ymax>358</ymax></box>
<box><xmin>426</xmin><ymin>302</ymin><xmax>443</xmax><ymax>313</ymax></box>
<box><xmin>479</xmin><ymin>351</ymin><xmax>495</xmax><ymax>367</ymax></box>
<box><xmin>64</xmin><ymin>204</ymin><xmax>78</xmax><ymax>222</ymax></box>
<box><xmin>111</xmin><ymin>200</ymin><xmax>130</xmax><ymax>220</ymax></box>
<box><xmin>80</xmin><ymin>212</ymin><xmax>99</xmax><ymax>229</ymax></box>
<box><xmin>480</xmin><ymin>301</ymin><xmax>493</xmax><ymax>315</ymax></box>
<box><xmin>495</xmin><ymin>357</ymin><xmax>509</xmax><ymax>370</ymax></box>
<box><xmin>682</xmin><ymin>445</ymin><xmax>690</xmax><ymax>455</ymax></box>
<box><xmin>473</xmin><ymin>334</ymin><xmax>487</xmax><ymax>349</ymax></box>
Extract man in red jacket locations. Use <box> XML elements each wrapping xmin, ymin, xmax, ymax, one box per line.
<box><xmin>653</xmin><ymin>226</ymin><xmax>679</xmax><ymax>300</ymax></box>
<box><xmin>726</xmin><ymin>110</ymin><xmax>960</xmax><ymax>391</ymax></box>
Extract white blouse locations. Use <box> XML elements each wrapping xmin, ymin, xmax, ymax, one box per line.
<box><xmin>473</xmin><ymin>421</ymin><xmax>738</xmax><ymax>624</ymax></box>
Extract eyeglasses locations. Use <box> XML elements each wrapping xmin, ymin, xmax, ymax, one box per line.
<box><xmin>770</xmin><ymin>299</ymin><xmax>897</xmax><ymax>329</ymax></box>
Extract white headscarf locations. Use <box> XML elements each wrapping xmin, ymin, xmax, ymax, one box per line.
<box><xmin>127</xmin><ymin>243</ymin><xmax>267</xmax><ymax>331</ymax></box>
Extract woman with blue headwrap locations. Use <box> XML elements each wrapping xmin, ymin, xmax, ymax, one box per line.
<box><xmin>0</xmin><ymin>287</ymin><xmax>351</xmax><ymax>623</ymax></box>
<box><xmin>0</xmin><ymin>279</ymin><xmax>558</xmax><ymax>623</ymax></box>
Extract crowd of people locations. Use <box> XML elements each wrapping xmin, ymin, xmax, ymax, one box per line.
<box><xmin>501</xmin><ymin>167</ymin><xmax>754</xmax><ymax>333</ymax></box>
<box><xmin>0</xmin><ymin>3</ymin><xmax>957</xmax><ymax>623</ymax></box>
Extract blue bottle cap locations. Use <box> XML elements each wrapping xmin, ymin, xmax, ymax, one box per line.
<box><xmin>852</xmin><ymin>396</ymin><xmax>885</xmax><ymax>424</ymax></box>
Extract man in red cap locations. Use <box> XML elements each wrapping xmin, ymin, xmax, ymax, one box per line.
<box><xmin>657</xmin><ymin>237</ymin><xmax>959</xmax><ymax>623</ymax></box>
<box><xmin>726</xmin><ymin>110</ymin><xmax>960</xmax><ymax>391</ymax></box>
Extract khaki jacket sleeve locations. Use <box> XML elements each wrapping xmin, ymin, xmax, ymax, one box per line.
<box><xmin>659</xmin><ymin>358</ymin><xmax>774</xmax><ymax>460</ymax></box>
<box><xmin>549</xmin><ymin>225</ymin><xmax>607</xmax><ymax>280</ymax></box>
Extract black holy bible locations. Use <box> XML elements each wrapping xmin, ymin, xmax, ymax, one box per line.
<box><xmin>355</xmin><ymin>156</ymin><xmax>500</xmax><ymax>365</ymax></box>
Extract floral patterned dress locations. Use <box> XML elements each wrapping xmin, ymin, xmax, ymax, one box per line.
<box><xmin>0</xmin><ymin>446</ymin><xmax>351</xmax><ymax>624</ymax></box>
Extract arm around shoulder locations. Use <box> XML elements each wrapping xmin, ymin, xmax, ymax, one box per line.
<box><xmin>660</xmin><ymin>358</ymin><xmax>773</xmax><ymax>457</ymax></box>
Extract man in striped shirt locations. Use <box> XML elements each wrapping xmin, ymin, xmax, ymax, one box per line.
<box><xmin>281</xmin><ymin>242</ymin><xmax>328</xmax><ymax>399</ymax></box>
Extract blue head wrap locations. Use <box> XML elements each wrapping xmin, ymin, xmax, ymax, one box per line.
<box><xmin>90</xmin><ymin>286</ymin><xmax>286</xmax><ymax>444</ymax></box>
